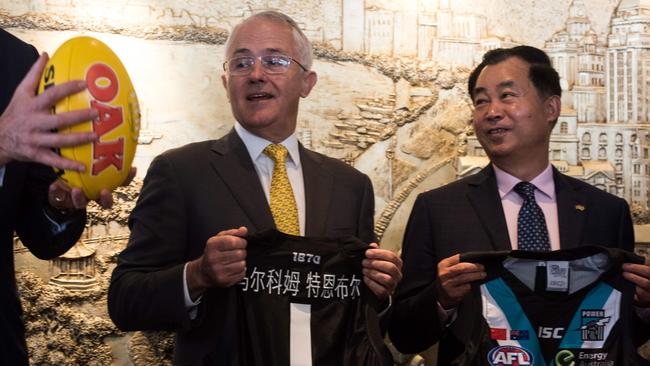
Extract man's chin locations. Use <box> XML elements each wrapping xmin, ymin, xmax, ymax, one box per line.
<box><xmin>483</xmin><ymin>146</ymin><xmax>513</xmax><ymax>160</ymax></box>
<box><xmin>238</xmin><ymin>118</ymin><xmax>287</xmax><ymax>139</ymax></box>
<box><xmin>239</xmin><ymin>118</ymin><xmax>275</xmax><ymax>130</ymax></box>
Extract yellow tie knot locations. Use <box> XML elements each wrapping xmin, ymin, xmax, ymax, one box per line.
<box><xmin>263</xmin><ymin>143</ymin><xmax>299</xmax><ymax>235</ymax></box>
<box><xmin>263</xmin><ymin>143</ymin><xmax>289</xmax><ymax>163</ymax></box>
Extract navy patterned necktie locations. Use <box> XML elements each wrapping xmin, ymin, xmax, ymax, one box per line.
<box><xmin>513</xmin><ymin>182</ymin><xmax>551</xmax><ymax>251</ymax></box>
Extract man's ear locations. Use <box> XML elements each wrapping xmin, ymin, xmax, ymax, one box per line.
<box><xmin>300</xmin><ymin>71</ymin><xmax>318</xmax><ymax>98</ymax></box>
<box><xmin>221</xmin><ymin>74</ymin><xmax>228</xmax><ymax>91</ymax></box>
<box><xmin>545</xmin><ymin>95</ymin><xmax>561</xmax><ymax>124</ymax></box>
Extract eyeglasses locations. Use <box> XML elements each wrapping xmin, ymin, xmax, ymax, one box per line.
<box><xmin>223</xmin><ymin>54</ymin><xmax>308</xmax><ymax>76</ymax></box>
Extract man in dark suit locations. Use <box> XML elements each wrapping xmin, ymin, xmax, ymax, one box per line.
<box><xmin>0</xmin><ymin>29</ymin><xmax>129</xmax><ymax>365</ymax></box>
<box><xmin>108</xmin><ymin>11</ymin><xmax>402</xmax><ymax>365</ymax></box>
<box><xmin>388</xmin><ymin>46</ymin><xmax>650</xmax><ymax>363</ymax></box>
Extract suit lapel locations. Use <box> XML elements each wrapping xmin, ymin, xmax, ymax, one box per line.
<box><xmin>208</xmin><ymin>130</ymin><xmax>275</xmax><ymax>232</ymax></box>
<box><xmin>301</xmin><ymin>146</ymin><xmax>332</xmax><ymax>236</ymax></box>
<box><xmin>554</xmin><ymin>168</ymin><xmax>585</xmax><ymax>249</ymax></box>
<box><xmin>466</xmin><ymin>165</ymin><xmax>512</xmax><ymax>251</ymax></box>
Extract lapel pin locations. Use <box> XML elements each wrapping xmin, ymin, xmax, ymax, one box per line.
<box><xmin>575</xmin><ymin>204</ymin><xmax>585</xmax><ymax>211</ymax></box>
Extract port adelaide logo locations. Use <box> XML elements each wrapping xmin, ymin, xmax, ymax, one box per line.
<box><xmin>487</xmin><ymin>345</ymin><xmax>533</xmax><ymax>365</ymax></box>
<box><xmin>580</xmin><ymin>309</ymin><xmax>610</xmax><ymax>341</ymax></box>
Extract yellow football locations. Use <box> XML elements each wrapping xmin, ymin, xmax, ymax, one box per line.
<box><xmin>38</xmin><ymin>36</ymin><xmax>140</xmax><ymax>200</ymax></box>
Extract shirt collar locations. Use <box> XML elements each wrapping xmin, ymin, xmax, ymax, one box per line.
<box><xmin>493</xmin><ymin>163</ymin><xmax>555</xmax><ymax>200</ymax></box>
<box><xmin>234</xmin><ymin>122</ymin><xmax>301</xmax><ymax>167</ymax></box>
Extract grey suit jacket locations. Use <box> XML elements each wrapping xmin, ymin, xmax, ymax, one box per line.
<box><xmin>108</xmin><ymin>130</ymin><xmax>375</xmax><ymax>365</ymax></box>
<box><xmin>388</xmin><ymin>164</ymin><xmax>637</xmax><ymax>363</ymax></box>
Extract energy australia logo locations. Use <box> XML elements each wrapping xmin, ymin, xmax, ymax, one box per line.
<box><xmin>555</xmin><ymin>350</ymin><xmax>575</xmax><ymax>366</ymax></box>
<box><xmin>580</xmin><ymin>309</ymin><xmax>610</xmax><ymax>341</ymax></box>
<box><xmin>487</xmin><ymin>345</ymin><xmax>532</xmax><ymax>365</ymax></box>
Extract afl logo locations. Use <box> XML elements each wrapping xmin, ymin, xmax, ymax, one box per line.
<box><xmin>487</xmin><ymin>345</ymin><xmax>533</xmax><ymax>366</ymax></box>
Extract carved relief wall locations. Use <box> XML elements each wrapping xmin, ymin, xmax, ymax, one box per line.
<box><xmin>3</xmin><ymin>0</ymin><xmax>650</xmax><ymax>364</ymax></box>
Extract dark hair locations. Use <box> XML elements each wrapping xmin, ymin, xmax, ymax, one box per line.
<box><xmin>467</xmin><ymin>45</ymin><xmax>561</xmax><ymax>101</ymax></box>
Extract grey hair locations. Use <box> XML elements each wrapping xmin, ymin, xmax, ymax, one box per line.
<box><xmin>224</xmin><ymin>10</ymin><xmax>313</xmax><ymax>70</ymax></box>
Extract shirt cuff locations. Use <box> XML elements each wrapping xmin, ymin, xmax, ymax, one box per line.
<box><xmin>377</xmin><ymin>295</ymin><xmax>392</xmax><ymax>317</ymax></box>
<box><xmin>437</xmin><ymin>301</ymin><xmax>458</xmax><ymax>327</ymax></box>
<box><xmin>43</xmin><ymin>206</ymin><xmax>73</xmax><ymax>235</ymax></box>
<box><xmin>183</xmin><ymin>262</ymin><xmax>202</xmax><ymax>320</ymax></box>
<box><xmin>635</xmin><ymin>305</ymin><xmax>650</xmax><ymax>323</ymax></box>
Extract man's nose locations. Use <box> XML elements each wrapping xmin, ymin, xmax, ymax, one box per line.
<box><xmin>485</xmin><ymin>101</ymin><xmax>503</xmax><ymax>121</ymax></box>
<box><xmin>248</xmin><ymin>61</ymin><xmax>266</xmax><ymax>81</ymax></box>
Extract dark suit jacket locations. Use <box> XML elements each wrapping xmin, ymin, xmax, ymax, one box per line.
<box><xmin>0</xmin><ymin>29</ymin><xmax>86</xmax><ymax>365</ymax></box>
<box><xmin>108</xmin><ymin>130</ymin><xmax>375</xmax><ymax>365</ymax></box>
<box><xmin>388</xmin><ymin>164</ymin><xmax>638</xmax><ymax>363</ymax></box>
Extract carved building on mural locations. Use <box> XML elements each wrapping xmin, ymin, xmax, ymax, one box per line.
<box><xmin>341</xmin><ymin>0</ymin><xmax>514</xmax><ymax>66</ymax></box>
<box><xmin>49</xmin><ymin>241</ymin><xmax>97</xmax><ymax>291</ymax></box>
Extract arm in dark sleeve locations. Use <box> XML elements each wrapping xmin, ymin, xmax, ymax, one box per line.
<box><xmin>0</xmin><ymin>29</ymin><xmax>38</xmax><ymax>113</ymax></box>
<box><xmin>387</xmin><ymin>194</ymin><xmax>444</xmax><ymax>354</ymax></box>
<box><xmin>357</xmin><ymin>174</ymin><xmax>376</xmax><ymax>244</ymax></box>
<box><xmin>615</xmin><ymin>199</ymin><xmax>650</xmax><ymax>343</ymax></box>
<box><xmin>15</xmin><ymin>162</ymin><xmax>85</xmax><ymax>259</ymax></box>
<box><xmin>616</xmin><ymin>199</ymin><xmax>634</xmax><ymax>252</ymax></box>
<box><xmin>108</xmin><ymin>155</ymin><xmax>193</xmax><ymax>332</ymax></box>
<box><xmin>4</xmin><ymin>32</ymin><xmax>85</xmax><ymax>257</ymax></box>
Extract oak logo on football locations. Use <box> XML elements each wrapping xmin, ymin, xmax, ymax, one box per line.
<box><xmin>86</xmin><ymin>63</ymin><xmax>125</xmax><ymax>176</ymax></box>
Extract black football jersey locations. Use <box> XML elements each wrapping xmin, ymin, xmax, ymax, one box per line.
<box><xmin>234</xmin><ymin>229</ymin><xmax>393</xmax><ymax>366</ymax></box>
<box><xmin>455</xmin><ymin>245</ymin><xmax>649</xmax><ymax>366</ymax></box>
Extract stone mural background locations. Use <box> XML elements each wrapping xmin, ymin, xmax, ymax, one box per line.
<box><xmin>2</xmin><ymin>0</ymin><xmax>650</xmax><ymax>364</ymax></box>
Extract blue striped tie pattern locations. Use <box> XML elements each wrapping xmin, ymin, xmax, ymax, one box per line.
<box><xmin>514</xmin><ymin>182</ymin><xmax>550</xmax><ymax>251</ymax></box>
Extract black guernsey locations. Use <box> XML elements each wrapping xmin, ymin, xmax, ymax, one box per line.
<box><xmin>225</xmin><ymin>229</ymin><xmax>393</xmax><ymax>366</ymax></box>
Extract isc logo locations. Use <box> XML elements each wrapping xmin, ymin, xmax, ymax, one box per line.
<box><xmin>487</xmin><ymin>345</ymin><xmax>532</xmax><ymax>366</ymax></box>
<box><xmin>538</xmin><ymin>327</ymin><xmax>565</xmax><ymax>339</ymax></box>
<box><xmin>292</xmin><ymin>252</ymin><xmax>321</xmax><ymax>264</ymax></box>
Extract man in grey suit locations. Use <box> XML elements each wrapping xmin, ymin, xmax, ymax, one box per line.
<box><xmin>388</xmin><ymin>46</ymin><xmax>650</xmax><ymax>363</ymax></box>
<box><xmin>108</xmin><ymin>10</ymin><xmax>402</xmax><ymax>365</ymax></box>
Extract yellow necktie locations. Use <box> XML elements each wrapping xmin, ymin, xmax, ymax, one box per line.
<box><xmin>263</xmin><ymin>144</ymin><xmax>300</xmax><ymax>235</ymax></box>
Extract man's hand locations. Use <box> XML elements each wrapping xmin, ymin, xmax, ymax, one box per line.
<box><xmin>362</xmin><ymin>243</ymin><xmax>403</xmax><ymax>301</ymax></box>
<box><xmin>623</xmin><ymin>259</ymin><xmax>650</xmax><ymax>308</ymax></box>
<box><xmin>187</xmin><ymin>227</ymin><xmax>248</xmax><ymax>300</ymax></box>
<box><xmin>47</xmin><ymin>167</ymin><xmax>136</xmax><ymax>210</ymax></box>
<box><xmin>0</xmin><ymin>52</ymin><xmax>98</xmax><ymax>169</ymax></box>
<box><xmin>436</xmin><ymin>254</ymin><xmax>486</xmax><ymax>309</ymax></box>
